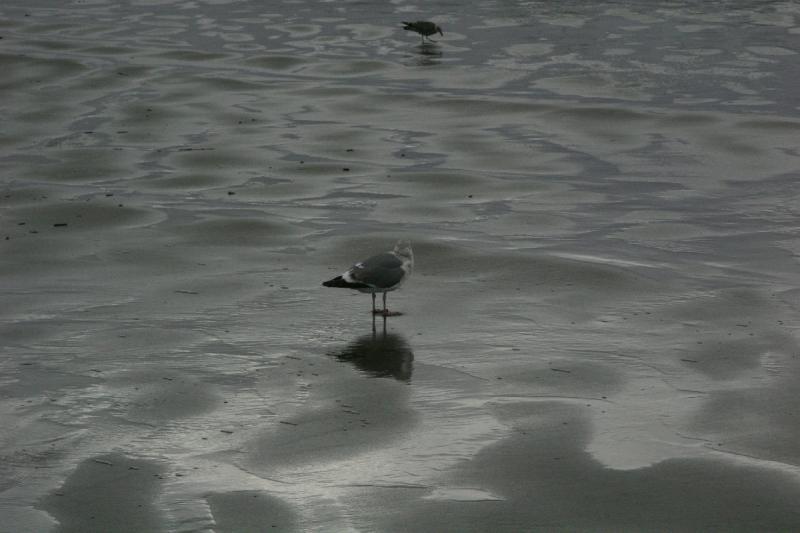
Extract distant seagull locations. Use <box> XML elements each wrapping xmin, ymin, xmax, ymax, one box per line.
<box><xmin>323</xmin><ymin>240</ymin><xmax>414</xmax><ymax>316</ymax></box>
<box><xmin>402</xmin><ymin>21</ymin><xmax>443</xmax><ymax>43</ymax></box>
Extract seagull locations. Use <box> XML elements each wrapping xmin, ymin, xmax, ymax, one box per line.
<box><xmin>402</xmin><ymin>21</ymin><xmax>443</xmax><ymax>43</ymax></box>
<box><xmin>323</xmin><ymin>240</ymin><xmax>413</xmax><ymax>316</ymax></box>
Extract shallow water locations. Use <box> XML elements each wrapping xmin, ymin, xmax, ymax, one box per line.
<box><xmin>2</xmin><ymin>0</ymin><xmax>800</xmax><ymax>531</ymax></box>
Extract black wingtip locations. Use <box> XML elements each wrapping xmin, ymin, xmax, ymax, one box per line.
<box><xmin>323</xmin><ymin>276</ymin><xmax>350</xmax><ymax>288</ymax></box>
<box><xmin>323</xmin><ymin>276</ymin><xmax>371</xmax><ymax>289</ymax></box>
<box><xmin>322</xmin><ymin>276</ymin><xmax>343</xmax><ymax>287</ymax></box>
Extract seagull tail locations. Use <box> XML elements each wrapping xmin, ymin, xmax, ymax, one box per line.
<box><xmin>322</xmin><ymin>276</ymin><xmax>369</xmax><ymax>289</ymax></box>
<box><xmin>322</xmin><ymin>276</ymin><xmax>347</xmax><ymax>287</ymax></box>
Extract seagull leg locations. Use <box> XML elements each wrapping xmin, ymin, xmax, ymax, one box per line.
<box><xmin>372</xmin><ymin>293</ymin><xmax>377</xmax><ymax>314</ymax></box>
<box><xmin>380</xmin><ymin>292</ymin><xmax>402</xmax><ymax>317</ymax></box>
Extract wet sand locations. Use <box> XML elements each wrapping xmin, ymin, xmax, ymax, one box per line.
<box><xmin>2</xmin><ymin>0</ymin><xmax>800</xmax><ymax>531</ymax></box>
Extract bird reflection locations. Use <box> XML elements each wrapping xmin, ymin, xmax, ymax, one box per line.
<box><xmin>329</xmin><ymin>317</ymin><xmax>414</xmax><ymax>381</ymax></box>
<box><xmin>418</xmin><ymin>42</ymin><xmax>441</xmax><ymax>55</ymax></box>
<box><xmin>415</xmin><ymin>42</ymin><xmax>442</xmax><ymax>66</ymax></box>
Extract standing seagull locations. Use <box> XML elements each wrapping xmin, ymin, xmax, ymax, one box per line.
<box><xmin>402</xmin><ymin>21</ymin><xmax>443</xmax><ymax>43</ymax></box>
<box><xmin>323</xmin><ymin>240</ymin><xmax>413</xmax><ymax>316</ymax></box>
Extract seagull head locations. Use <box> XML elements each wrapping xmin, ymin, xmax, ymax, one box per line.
<box><xmin>393</xmin><ymin>240</ymin><xmax>413</xmax><ymax>261</ymax></box>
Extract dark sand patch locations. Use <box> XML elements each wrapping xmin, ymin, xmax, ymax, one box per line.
<box><xmin>691</xmin><ymin>339</ymin><xmax>800</xmax><ymax>465</ymax></box>
<box><xmin>242</xmin><ymin>351</ymin><xmax>417</xmax><ymax>472</ymax></box>
<box><xmin>395</xmin><ymin>170</ymin><xmax>483</xmax><ymax>189</ymax></box>
<box><xmin>246</xmin><ymin>54</ymin><xmax>311</xmax><ymax>72</ymax></box>
<box><xmin>0</xmin><ymin>320</ymin><xmax>64</xmax><ymax>346</ymax></box>
<box><xmin>680</xmin><ymin>331</ymin><xmax>797</xmax><ymax>380</ymax></box>
<box><xmin>151</xmin><ymin>50</ymin><xmax>230</xmax><ymax>62</ymax></box>
<box><xmin>193</xmin><ymin>75</ymin><xmax>268</xmax><ymax>92</ymax></box>
<box><xmin>116</xmin><ymin>103</ymin><xmax>187</xmax><ymax>130</ymax></box>
<box><xmin>304</xmin><ymin>59</ymin><xmax>391</xmax><ymax>77</ymax></box>
<box><xmin>267</xmin><ymin>23</ymin><xmax>320</xmax><ymax>38</ymax></box>
<box><xmin>206</xmin><ymin>491</ymin><xmax>299</xmax><ymax>532</ymax></box>
<box><xmin>172</xmin><ymin>215</ymin><xmax>304</xmax><ymax>247</ymax></box>
<box><xmin>354</xmin><ymin>403</ymin><xmax>800</xmax><ymax>532</ymax></box>
<box><xmin>426</xmin><ymin>97</ymin><xmax>555</xmax><ymax>117</ymax></box>
<box><xmin>736</xmin><ymin>118</ymin><xmax>800</xmax><ymax>132</ymax></box>
<box><xmin>24</xmin><ymin>39</ymin><xmax>78</xmax><ymax>51</ymax></box>
<box><xmin>206</xmin><ymin>176</ymin><xmax>333</xmax><ymax>203</ymax></box>
<box><xmin>1</xmin><ymin>362</ymin><xmax>99</xmax><ymax>398</ymax></box>
<box><xmin>39</xmin><ymin>453</ymin><xmax>165</xmax><ymax>533</ymax></box>
<box><xmin>77</xmin><ymin>326</ymin><xmax>212</xmax><ymax>363</ymax></box>
<box><xmin>0</xmin><ymin>185</ymin><xmax>55</xmax><ymax>206</ymax></box>
<box><xmin>0</xmin><ymin>53</ymin><xmax>86</xmax><ymax>90</ymax></box>
<box><xmin>70</xmin><ymin>66</ymin><xmax>155</xmax><ymax>91</ymax></box>
<box><xmin>15</xmin><ymin>149</ymin><xmax>137</xmax><ymax>184</ymax></box>
<box><xmin>662</xmin><ymin>288</ymin><xmax>780</xmax><ymax>324</ymax></box>
<box><xmin>492</xmin><ymin>360</ymin><xmax>622</xmax><ymax>398</ymax></box>
<box><xmin>612</xmin><ymin>221</ymin><xmax>719</xmax><ymax>243</ymax></box>
<box><xmin>124</xmin><ymin>377</ymin><xmax>221</xmax><ymax>424</ymax></box>
<box><xmin>165</xmin><ymin>146</ymin><xmax>274</xmax><ymax>173</ymax></box>
<box><xmin>377</xmin><ymin>202</ymin><xmax>473</xmax><ymax>224</ymax></box>
<box><xmin>473</xmin><ymin>210</ymin><xmax>578</xmax><ymax>238</ymax></box>
<box><xmin>7</xmin><ymin>201</ymin><xmax>162</xmax><ymax>231</ymax></box>
<box><xmin>78</xmin><ymin>45</ymin><xmax>138</xmax><ymax>56</ymax></box>
<box><xmin>268</xmin><ymin>160</ymin><xmax>372</xmax><ymax>181</ymax></box>
<box><xmin>549</xmin><ymin>105</ymin><xmax>651</xmax><ymax>124</ymax></box>
<box><xmin>142</xmin><ymin>173</ymin><xmax>229</xmax><ymax>190</ymax></box>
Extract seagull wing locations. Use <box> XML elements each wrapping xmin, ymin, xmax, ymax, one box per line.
<box><xmin>349</xmin><ymin>252</ymin><xmax>405</xmax><ymax>290</ymax></box>
<box><xmin>403</xmin><ymin>21</ymin><xmax>434</xmax><ymax>34</ymax></box>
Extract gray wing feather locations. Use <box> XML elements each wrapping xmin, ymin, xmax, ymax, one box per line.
<box><xmin>350</xmin><ymin>252</ymin><xmax>404</xmax><ymax>288</ymax></box>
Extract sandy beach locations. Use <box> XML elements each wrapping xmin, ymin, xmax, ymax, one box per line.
<box><xmin>2</xmin><ymin>0</ymin><xmax>800</xmax><ymax>531</ymax></box>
